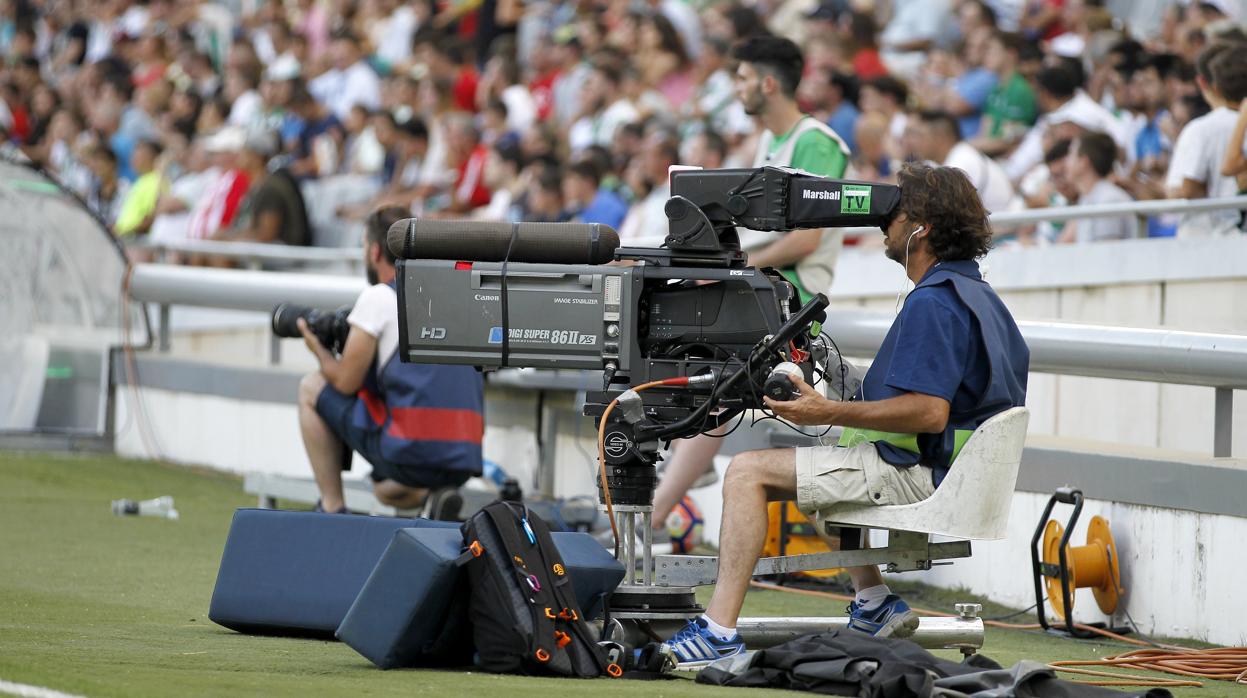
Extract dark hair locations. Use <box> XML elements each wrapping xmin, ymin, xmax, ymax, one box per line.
<box><xmin>988</xmin><ymin>30</ymin><xmax>1023</xmax><ymax>54</ymax></box>
<box><xmin>1210</xmin><ymin>44</ymin><xmax>1247</xmax><ymax>103</ymax></box>
<box><xmin>896</xmin><ymin>163</ymin><xmax>992</xmax><ymax>261</ymax></box>
<box><xmin>699</xmin><ymin>129</ymin><xmax>728</xmax><ymax>162</ymax></box>
<box><xmin>535</xmin><ymin>165</ymin><xmax>563</xmax><ymax>195</ymax></box>
<box><xmin>963</xmin><ymin>0</ymin><xmax>997</xmax><ymax>26</ymax></box>
<box><xmin>566</xmin><ymin>159</ymin><xmax>601</xmax><ymax>186</ymax></box>
<box><xmin>484</xmin><ymin>97</ymin><xmax>508</xmax><ymax>119</ymax></box>
<box><xmin>1181</xmin><ymin>93</ymin><xmax>1211</xmax><ymax>121</ymax></box>
<box><xmin>725</xmin><ymin>5</ymin><xmax>764</xmax><ymax>40</ymax></box>
<box><xmin>1036</xmin><ymin>64</ymin><xmax>1078</xmax><ymax>99</ymax></box>
<box><xmin>829</xmin><ymin>71</ymin><xmax>859</xmax><ymax>104</ymax></box>
<box><xmin>1044</xmin><ymin>138</ymin><xmax>1071</xmax><ymax>164</ymax></box>
<box><xmin>1135</xmin><ymin>53</ymin><xmax>1178</xmax><ymax>81</ymax></box>
<box><xmin>732</xmin><ymin>35</ymin><xmax>805</xmax><ymax>99</ymax></box>
<box><xmin>365</xmin><ymin>206</ymin><xmax>409</xmax><ymax>265</ymax></box>
<box><xmin>134</xmin><ymin>139</ymin><xmax>164</xmax><ymax>158</ymax></box>
<box><xmin>1196</xmin><ymin>42</ymin><xmax>1234</xmax><ymax>84</ymax></box>
<box><xmin>848</xmin><ymin>12</ymin><xmax>878</xmax><ymax>50</ymax></box>
<box><xmin>401</xmin><ymin>116</ymin><xmax>429</xmax><ymax>141</ymax></box>
<box><xmin>593</xmin><ymin>60</ymin><xmax>624</xmax><ymax>87</ymax></box>
<box><xmin>1072</xmin><ymin>131</ymin><xmax>1117</xmax><ymax>177</ymax></box>
<box><xmin>495</xmin><ymin>140</ymin><xmax>526</xmax><ymax>171</ymax></box>
<box><xmin>864</xmin><ymin>75</ymin><xmax>908</xmax><ymax>105</ymax></box>
<box><xmin>917</xmin><ymin>110</ymin><xmax>960</xmax><ymax>141</ymax></box>
<box><xmin>645</xmin><ymin>13</ymin><xmax>689</xmax><ymax>67</ymax></box>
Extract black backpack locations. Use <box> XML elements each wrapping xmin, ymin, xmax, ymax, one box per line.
<box><xmin>460</xmin><ymin>501</ymin><xmax>622</xmax><ymax>678</ymax></box>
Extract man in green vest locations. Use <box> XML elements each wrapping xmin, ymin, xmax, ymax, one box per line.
<box><xmin>648</xmin><ymin>35</ymin><xmax>854</xmax><ymax>548</ymax></box>
<box><xmin>660</xmin><ymin>164</ymin><xmax>1030</xmax><ymax>667</ymax></box>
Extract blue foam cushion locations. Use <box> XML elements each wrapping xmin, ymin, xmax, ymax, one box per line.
<box><xmin>338</xmin><ymin>528</ymin><xmax>624</xmax><ymax>668</ymax></box>
<box><xmin>208</xmin><ymin>508</ymin><xmax>457</xmax><ymax>637</ymax></box>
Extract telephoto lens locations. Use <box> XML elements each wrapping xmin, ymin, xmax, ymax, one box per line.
<box><xmin>271</xmin><ymin>303</ymin><xmax>352</xmax><ymax>354</ymax></box>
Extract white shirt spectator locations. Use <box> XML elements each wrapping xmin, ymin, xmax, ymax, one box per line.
<box><xmin>309</xmin><ymin>61</ymin><xmax>382</xmax><ymax>121</ymax></box>
<box><xmin>1005</xmin><ymin>91</ymin><xmax>1130</xmax><ymax>181</ymax></box>
<box><xmin>1069</xmin><ymin>179</ymin><xmax>1135</xmax><ymax>242</ymax></box>
<box><xmin>228</xmin><ymin>89</ymin><xmax>263</xmax><ymax>128</ymax></box>
<box><xmin>1165</xmin><ymin>106</ymin><xmax>1247</xmax><ymax>236</ymax></box>
<box><xmin>942</xmin><ymin>141</ymin><xmax>1017</xmax><ymax>214</ymax></box>
<box><xmin>376</xmin><ymin>5</ymin><xmax>419</xmax><ymax>66</ymax></box>
<box><xmin>880</xmin><ymin>0</ymin><xmax>952</xmax><ymax>78</ymax></box>
<box><xmin>500</xmin><ymin>84</ymin><xmax>537</xmax><ymax>133</ymax></box>
<box><xmin>568</xmin><ymin>99</ymin><xmax>640</xmax><ymax>153</ymax></box>
<box><xmin>618</xmin><ymin>184</ymin><xmax>670</xmax><ymax>245</ymax></box>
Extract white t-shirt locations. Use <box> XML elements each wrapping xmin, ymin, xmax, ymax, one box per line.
<box><xmin>1165</xmin><ymin>107</ymin><xmax>1247</xmax><ymax>236</ymax></box>
<box><xmin>347</xmin><ymin>283</ymin><xmax>400</xmax><ymax>374</ymax></box>
<box><xmin>1005</xmin><ymin>91</ymin><xmax>1130</xmax><ymax>181</ymax></box>
<box><xmin>1071</xmin><ymin>179</ymin><xmax>1135</xmax><ymax>243</ymax></box>
<box><xmin>942</xmin><ymin>142</ymin><xmax>1017</xmax><ymax>214</ymax></box>
<box><xmin>310</xmin><ymin>61</ymin><xmax>382</xmax><ymax>121</ymax></box>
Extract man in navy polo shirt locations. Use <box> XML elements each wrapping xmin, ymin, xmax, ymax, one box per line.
<box><xmin>661</xmin><ymin>163</ymin><xmax>1029</xmax><ymax>666</ymax></box>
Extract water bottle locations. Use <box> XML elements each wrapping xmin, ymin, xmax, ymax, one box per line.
<box><xmin>112</xmin><ymin>496</ymin><xmax>180</xmax><ymax>520</ymax></box>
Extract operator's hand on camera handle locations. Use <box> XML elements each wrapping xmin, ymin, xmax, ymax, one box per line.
<box><xmin>763</xmin><ymin>374</ymin><xmax>833</xmax><ymax>426</ymax></box>
<box><xmin>296</xmin><ymin>317</ymin><xmax>329</xmax><ymax>359</ymax></box>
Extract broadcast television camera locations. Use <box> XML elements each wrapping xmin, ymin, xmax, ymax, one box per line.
<box><xmin>389</xmin><ymin>166</ymin><xmax>898</xmax><ymax>613</ymax></box>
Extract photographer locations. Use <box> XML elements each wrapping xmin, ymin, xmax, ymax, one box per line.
<box><xmin>660</xmin><ymin>164</ymin><xmax>1029</xmax><ymax>666</ymax></box>
<box><xmin>297</xmin><ymin>206</ymin><xmax>484</xmax><ymax>515</ymax></box>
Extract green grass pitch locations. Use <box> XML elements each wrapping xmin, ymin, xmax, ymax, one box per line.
<box><xmin>2</xmin><ymin>451</ymin><xmax>1244</xmax><ymax>697</ymax></box>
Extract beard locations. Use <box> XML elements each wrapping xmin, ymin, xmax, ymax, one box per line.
<box><xmin>739</xmin><ymin>88</ymin><xmax>765</xmax><ymax>116</ymax></box>
<box><xmin>366</xmin><ymin>261</ymin><xmax>379</xmax><ymax>285</ymax></box>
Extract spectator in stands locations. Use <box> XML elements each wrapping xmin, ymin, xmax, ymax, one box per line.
<box><xmin>217</xmin><ymin>130</ymin><xmax>310</xmax><ymax>248</ymax></box>
<box><xmin>470</xmin><ymin>140</ymin><xmax>525</xmax><ymax>221</ymax></box>
<box><xmin>1004</xmin><ymin>62</ymin><xmax>1128</xmax><ymax>182</ymax></box>
<box><xmin>1166</xmin><ymin>42</ymin><xmax>1247</xmax><ymax>236</ymax></box>
<box><xmin>618</xmin><ymin>133</ymin><xmax>679</xmax><ymax>243</ymax></box>
<box><xmin>523</xmin><ymin>163</ymin><xmax>567</xmax><ymax>223</ymax></box>
<box><xmin>425</xmin><ymin>36</ymin><xmax>479</xmax><ymax>114</ymax></box>
<box><xmin>682</xmin><ymin>129</ymin><xmax>727</xmax><ymax>170</ymax></box>
<box><xmin>912</xmin><ymin>111</ymin><xmax>1016</xmax><ymax>215</ymax></box>
<box><xmin>825</xmin><ymin>72</ymin><xmax>861</xmax><ymax>154</ymax></box>
<box><xmin>1059</xmin><ymin>131</ymin><xmax>1136</xmax><ymax>243</ymax></box>
<box><xmin>860</xmin><ymin>75</ymin><xmax>910</xmax><ymax>147</ymax></box>
<box><xmin>879</xmin><ymin>0</ymin><xmax>954</xmax><ymax>79</ymax></box>
<box><xmin>636</xmin><ymin>12</ymin><xmax>694</xmax><ymax>109</ymax></box>
<box><xmin>550</xmin><ymin>31</ymin><xmax>592</xmax><ymax>127</ymax></box>
<box><xmin>308</xmin><ymin>32</ymin><xmax>381</xmax><ymax>121</ymax></box>
<box><xmin>682</xmin><ymin>36</ymin><xmax>750</xmax><ymax>138</ymax></box>
<box><xmin>568</xmin><ymin>61</ymin><xmax>639</xmax><ymax>154</ymax></box>
<box><xmin>442</xmin><ymin>114</ymin><xmax>493</xmax><ymax>214</ymax></box>
<box><xmin>973</xmin><ymin>31</ymin><xmax>1038</xmax><ymax>157</ymax></box>
<box><xmin>1214</xmin><ymin>44</ymin><xmax>1247</xmax><ymax>222</ymax></box>
<box><xmin>298</xmin><ymin>206</ymin><xmax>483</xmax><ymax>515</ymax></box>
<box><xmin>83</xmin><ymin>144</ymin><xmax>128</xmax><ymax>228</ymax></box>
<box><xmin>563</xmin><ymin>159</ymin><xmax>628</xmax><ymax>229</ymax></box>
<box><xmin>114</xmin><ymin>139</ymin><xmax>167</xmax><ymax>238</ymax></box>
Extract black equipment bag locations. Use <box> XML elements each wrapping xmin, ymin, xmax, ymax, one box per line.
<box><xmin>460</xmin><ymin>501</ymin><xmax>622</xmax><ymax>678</ymax></box>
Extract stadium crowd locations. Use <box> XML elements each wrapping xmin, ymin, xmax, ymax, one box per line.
<box><xmin>2</xmin><ymin>0</ymin><xmax>1246</xmax><ymax>258</ymax></box>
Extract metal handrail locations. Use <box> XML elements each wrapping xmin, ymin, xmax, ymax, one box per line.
<box><xmin>128</xmin><ymin>239</ymin><xmax>363</xmax><ymax>267</ymax></box>
<box><xmin>124</xmin><ymin>195</ymin><xmax>1247</xmax><ymax>263</ymax></box>
<box><xmin>128</xmin><ymin>264</ymin><xmax>1243</xmax><ymax>455</ymax></box>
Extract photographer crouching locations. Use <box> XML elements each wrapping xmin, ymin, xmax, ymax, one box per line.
<box><xmin>294</xmin><ymin>206</ymin><xmax>484</xmax><ymax>516</ymax></box>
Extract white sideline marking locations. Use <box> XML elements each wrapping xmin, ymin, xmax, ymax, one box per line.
<box><xmin>0</xmin><ymin>679</ymin><xmax>87</xmax><ymax>698</ymax></box>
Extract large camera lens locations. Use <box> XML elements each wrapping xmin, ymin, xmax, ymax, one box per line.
<box><xmin>272</xmin><ymin>303</ymin><xmax>315</xmax><ymax>338</ymax></box>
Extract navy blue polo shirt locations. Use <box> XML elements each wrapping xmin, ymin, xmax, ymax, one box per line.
<box><xmin>856</xmin><ymin>260</ymin><xmax>1027</xmax><ymax>485</ymax></box>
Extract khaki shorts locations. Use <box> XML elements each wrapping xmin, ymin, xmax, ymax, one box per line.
<box><xmin>795</xmin><ymin>442</ymin><xmax>936</xmax><ymax>516</ymax></box>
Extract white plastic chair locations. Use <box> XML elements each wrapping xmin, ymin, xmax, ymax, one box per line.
<box><xmin>816</xmin><ymin>407</ymin><xmax>1031</xmax><ymax>540</ymax></box>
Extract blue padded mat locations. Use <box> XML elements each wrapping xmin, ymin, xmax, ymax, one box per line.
<box><xmin>208</xmin><ymin>509</ymin><xmax>457</xmax><ymax>637</ymax></box>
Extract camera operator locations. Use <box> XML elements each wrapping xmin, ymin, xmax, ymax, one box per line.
<box><xmin>660</xmin><ymin>164</ymin><xmax>1029</xmax><ymax>666</ymax></box>
<box><xmin>297</xmin><ymin>206</ymin><xmax>484</xmax><ymax>515</ymax></box>
<box><xmin>649</xmin><ymin>35</ymin><xmax>855</xmax><ymax>546</ymax></box>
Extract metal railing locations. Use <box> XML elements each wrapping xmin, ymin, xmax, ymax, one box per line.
<box><xmin>127</xmin><ymin>264</ymin><xmax>1246</xmax><ymax>457</ymax></box>
<box><xmin>122</xmin><ymin>195</ymin><xmax>1247</xmax><ymax>263</ymax></box>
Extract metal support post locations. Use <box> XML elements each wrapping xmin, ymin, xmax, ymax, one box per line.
<box><xmin>269</xmin><ymin>334</ymin><xmax>281</xmax><ymax>365</ymax></box>
<box><xmin>1214</xmin><ymin>387</ymin><xmax>1233</xmax><ymax>457</ymax></box>
<box><xmin>158</xmin><ymin>303</ymin><xmax>171</xmax><ymax>352</ymax></box>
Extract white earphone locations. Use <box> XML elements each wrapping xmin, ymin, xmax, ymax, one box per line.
<box><xmin>894</xmin><ymin>226</ymin><xmax>926</xmax><ymax>314</ymax></box>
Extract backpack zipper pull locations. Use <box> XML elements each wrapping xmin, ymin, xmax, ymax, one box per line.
<box><xmin>521</xmin><ymin>516</ymin><xmax>536</xmax><ymax>545</ymax></box>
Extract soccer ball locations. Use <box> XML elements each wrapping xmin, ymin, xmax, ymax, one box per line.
<box><xmin>665</xmin><ymin>496</ymin><xmax>705</xmax><ymax>554</ymax></box>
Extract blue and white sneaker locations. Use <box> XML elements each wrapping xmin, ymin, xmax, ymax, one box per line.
<box><xmin>661</xmin><ymin>617</ymin><xmax>746</xmax><ymax>667</ymax></box>
<box><xmin>847</xmin><ymin>595</ymin><xmax>920</xmax><ymax>638</ymax></box>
